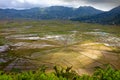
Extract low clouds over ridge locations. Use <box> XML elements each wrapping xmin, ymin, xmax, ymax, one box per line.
<box><xmin>0</xmin><ymin>0</ymin><xmax>120</xmax><ymax>11</ymax></box>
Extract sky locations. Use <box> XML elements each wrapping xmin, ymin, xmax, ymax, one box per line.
<box><xmin>0</xmin><ymin>0</ymin><xmax>120</xmax><ymax>11</ymax></box>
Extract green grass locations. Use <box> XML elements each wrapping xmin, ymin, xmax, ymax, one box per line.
<box><xmin>0</xmin><ymin>37</ymin><xmax>8</xmax><ymax>46</ymax></box>
<box><xmin>1</xmin><ymin>20</ymin><xmax>120</xmax><ymax>36</ymax></box>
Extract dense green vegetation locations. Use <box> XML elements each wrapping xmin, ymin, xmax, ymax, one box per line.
<box><xmin>0</xmin><ymin>66</ymin><xmax>120</xmax><ymax>80</ymax></box>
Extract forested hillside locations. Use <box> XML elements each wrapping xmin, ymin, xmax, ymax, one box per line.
<box><xmin>72</xmin><ymin>6</ymin><xmax>120</xmax><ymax>25</ymax></box>
<box><xmin>0</xmin><ymin>6</ymin><xmax>103</xmax><ymax>20</ymax></box>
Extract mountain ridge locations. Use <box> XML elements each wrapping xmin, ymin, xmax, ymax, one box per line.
<box><xmin>1</xmin><ymin>6</ymin><xmax>119</xmax><ymax>25</ymax></box>
<box><xmin>72</xmin><ymin>6</ymin><xmax>120</xmax><ymax>25</ymax></box>
<box><xmin>0</xmin><ymin>6</ymin><xmax>103</xmax><ymax>20</ymax></box>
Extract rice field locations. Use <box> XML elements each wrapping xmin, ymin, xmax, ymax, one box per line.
<box><xmin>0</xmin><ymin>20</ymin><xmax>120</xmax><ymax>75</ymax></box>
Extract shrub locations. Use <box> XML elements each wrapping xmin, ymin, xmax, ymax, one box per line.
<box><xmin>0</xmin><ymin>66</ymin><xmax>120</xmax><ymax>80</ymax></box>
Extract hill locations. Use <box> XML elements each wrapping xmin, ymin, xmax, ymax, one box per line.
<box><xmin>72</xmin><ymin>6</ymin><xmax>120</xmax><ymax>25</ymax></box>
<box><xmin>0</xmin><ymin>6</ymin><xmax>103</xmax><ymax>20</ymax></box>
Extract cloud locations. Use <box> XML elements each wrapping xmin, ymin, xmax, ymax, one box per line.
<box><xmin>61</xmin><ymin>0</ymin><xmax>120</xmax><ymax>10</ymax></box>
<box><xmin>62</xmin><ymin>0</ymin><xmax>120</xmax><ymax>4</ymax></box>
<box><xmin>85</xmin><ymin>0</ymin><xmax>119</xmax><ymax>4</ymax></box>
<box><xmin>0</xmin><ymin>0</ymin><xmax>67</xmax><ymax>9</ymax></box>
<box><xmin>84</xmin><ymin>0</ymin><xmax>120</xmax><ymax>10</ymax></box>
<box><xmin>0</xmin><ymin>0</ymin><xmax>120</xmax><ymax>11</ymax></box>
<box><xmin>0</xmin><ymin>0</ymin><xmax>34</xmax><ymax>9</ymax></box>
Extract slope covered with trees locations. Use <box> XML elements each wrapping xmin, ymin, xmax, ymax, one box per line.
<box><xmin>72</xmin><ymin>6</ymin><xmax>120</xmax><ymax>25</ymax></box>
<box><xmin>0</xmin><ymin>6</ymin><xmax>103</xmax><ymax>20</ymax></box>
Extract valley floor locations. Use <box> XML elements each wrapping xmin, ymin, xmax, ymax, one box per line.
<box><xmin>0</xmin><ymin>20</ymin><xmax>120</xmax><ymax>75</ymax></box>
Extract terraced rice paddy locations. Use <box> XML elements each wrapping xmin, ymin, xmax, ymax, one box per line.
<box><xmin>0</xmin><ymin>20</ymin><xmax>120</xmax><ymax>75</ymax></box>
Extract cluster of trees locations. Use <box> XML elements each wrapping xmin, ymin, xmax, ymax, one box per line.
<box><xmin>0</xmin><ymin>65</ymin><xmax>120</xmax><ymax>80</ymax></box>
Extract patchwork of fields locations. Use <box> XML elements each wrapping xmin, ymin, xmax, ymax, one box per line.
<box><xmin>0</xmin><ymin>20</ymin><xmax>120</xmax><ymax>75</ymax></box>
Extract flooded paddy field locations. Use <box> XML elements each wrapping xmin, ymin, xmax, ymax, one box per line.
<box><xmin>0</xmin><ymin>20</ymin><xmax>120</xmax><ymax>75</ymax></box>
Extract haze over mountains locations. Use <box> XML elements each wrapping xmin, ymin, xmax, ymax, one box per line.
<box><xmin>0</xmin><ymin>6</ymin><xmax>120</xmax><ymax>25</ymax></box>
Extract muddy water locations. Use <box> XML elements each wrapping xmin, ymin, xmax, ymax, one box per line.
<box><xmin>12</xmin><ymin>42</ymin><xmax>55</xmax><ymax>49</ymax></box>
<box><xmin>0</xmin><ymin>45</ymin><xmax>9</xmax><ymax>53</ymax></box>
<box><xmin>6</xmin><ymin>34</ymin><xmax>77</xmax><ymax>46</ymax></box>
<box><xmin>85</xmin><ymin>32</ymin><xmax>120</xmax><ymax>47</ymax></box>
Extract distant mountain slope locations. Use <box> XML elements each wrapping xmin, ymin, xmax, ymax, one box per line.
<box><xmin>74</xmin><ymin>6</ymin><xmax>103</xmax><ymax>16</ymax></box>
<box><xmin>0</xmin><ymin>6</ymin><xmax>103</xmax><ymax>20</ymax></box>
<box><xmin>72</xmin><ymin>6</ymin><xmax>120</xmax><ymax>25</ymax></box>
